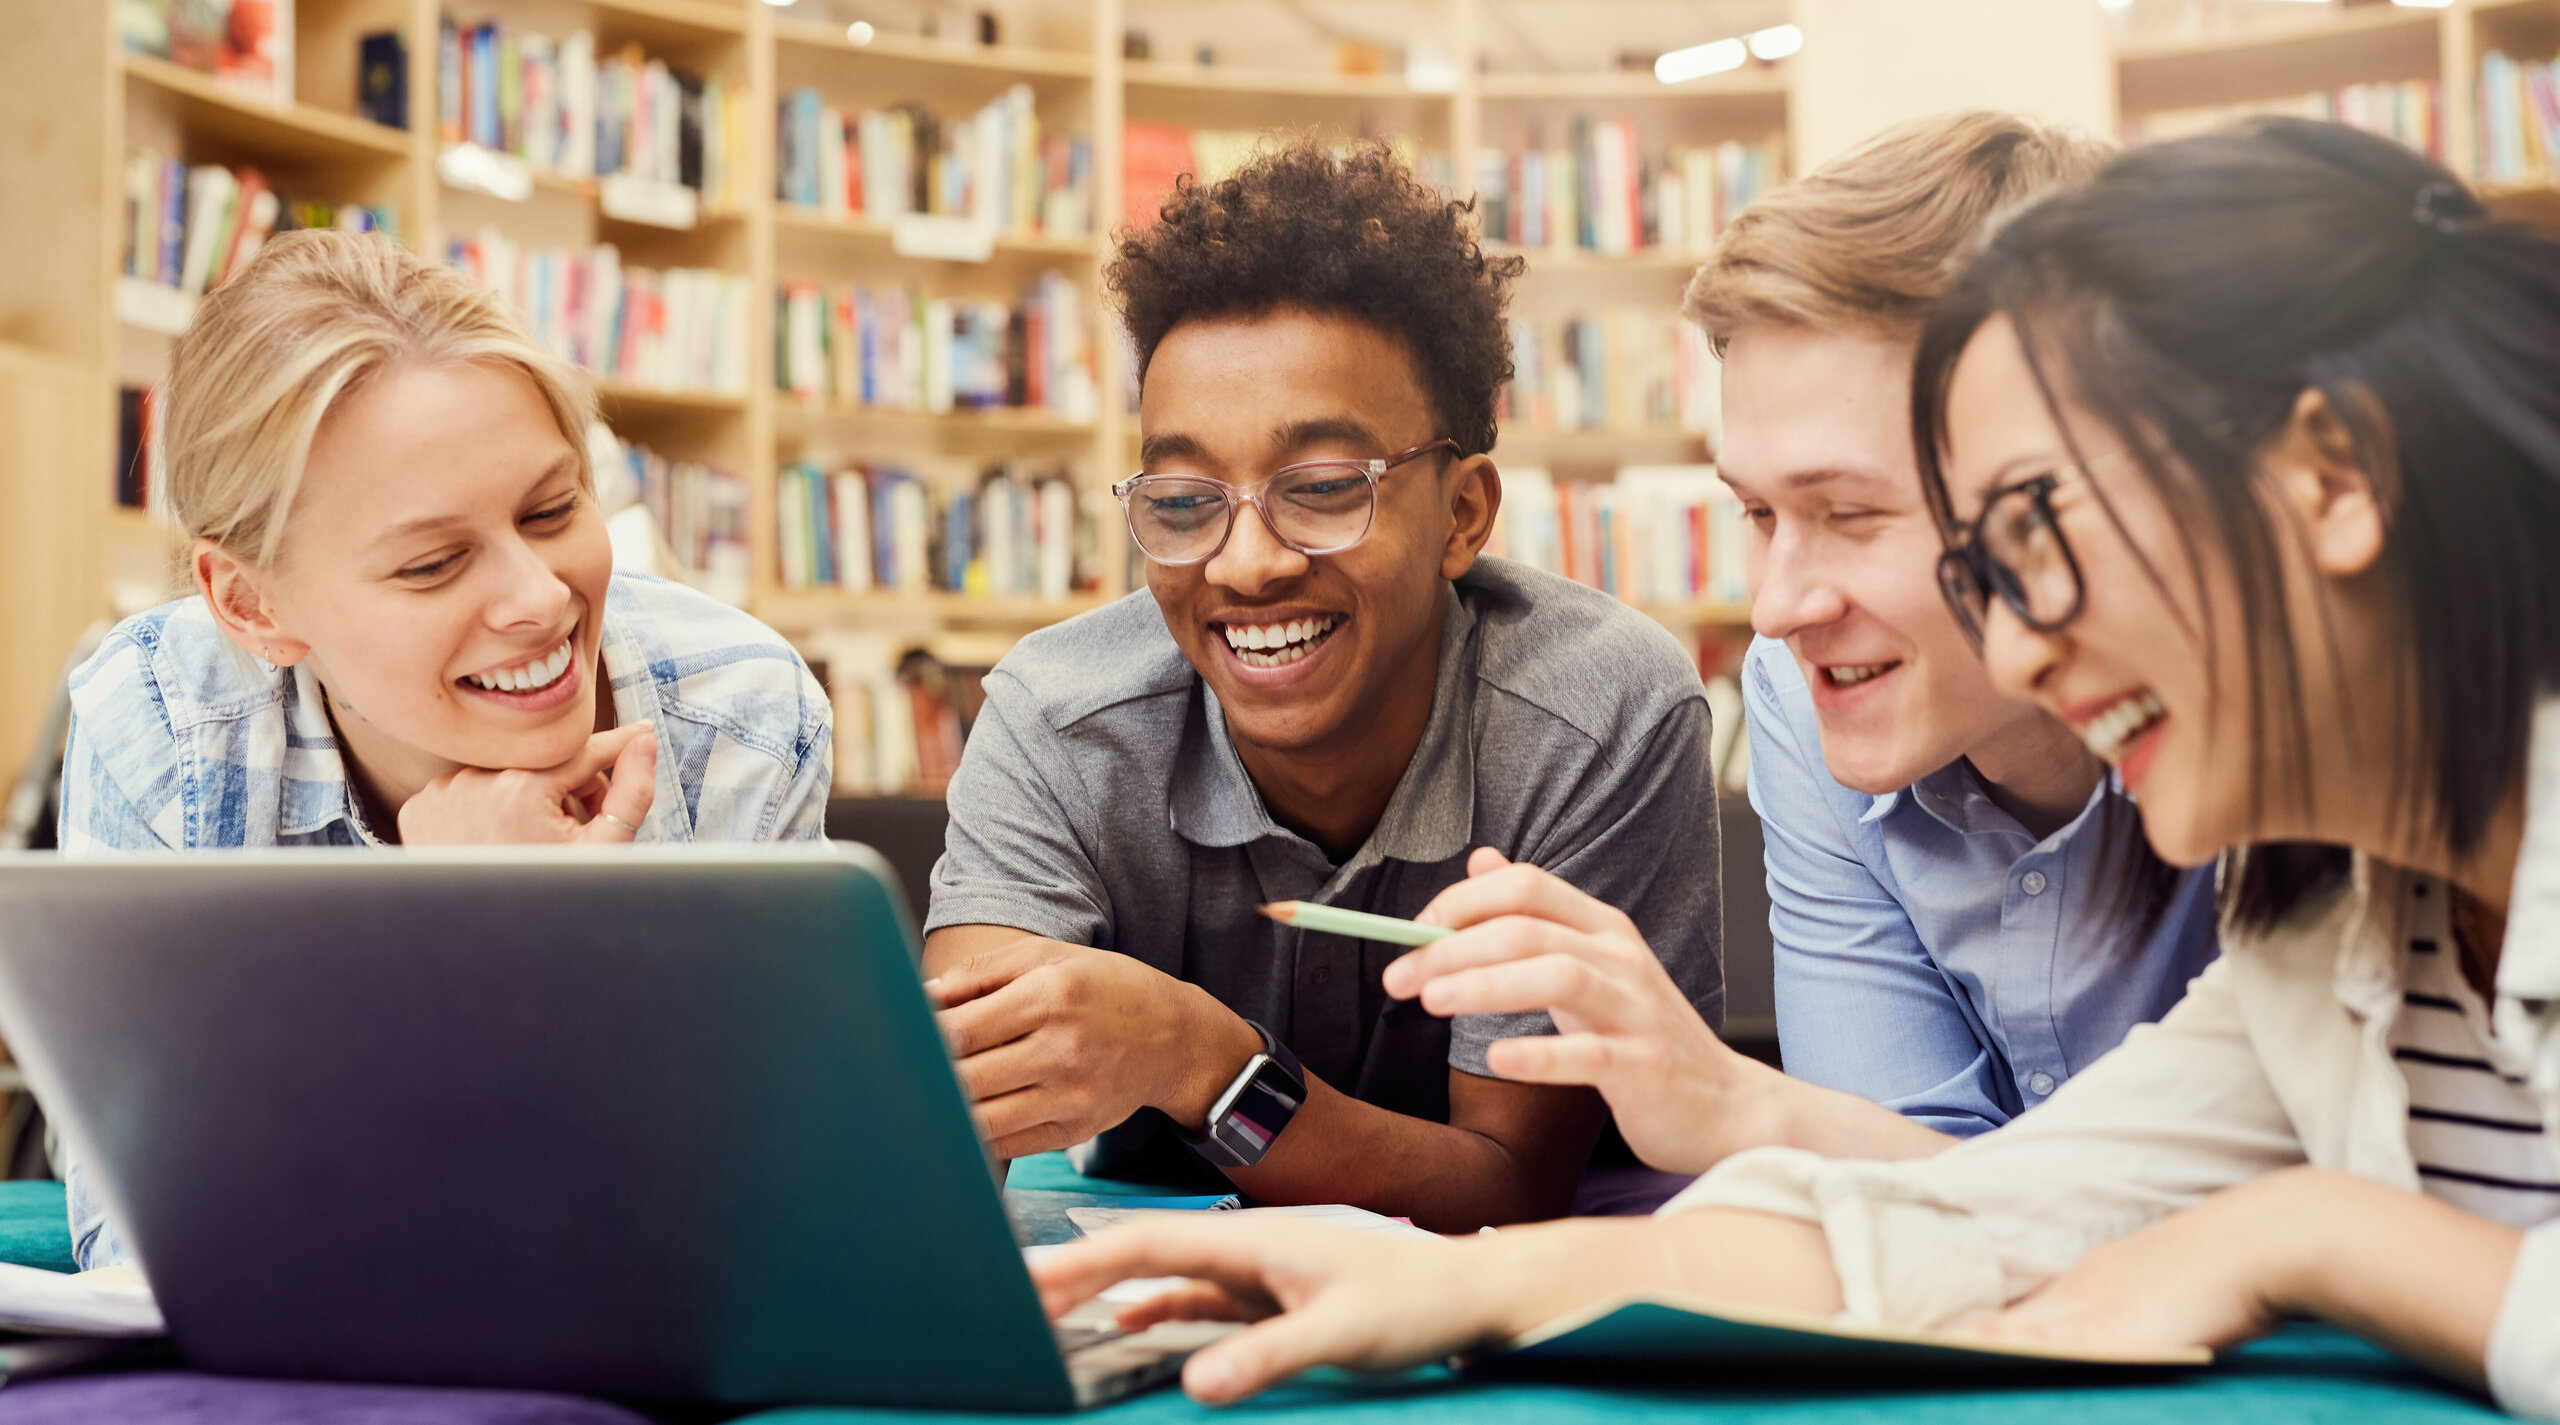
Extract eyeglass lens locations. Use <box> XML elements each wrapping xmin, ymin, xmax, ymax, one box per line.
<box><xmin>1976</xmin><ymin>484</ymin><xmax>2081</xmax><ymax>627</ymax></box>
<box><xmin>1125</xmin><ymin>463</ymin><xmax>1375</xmax><ymax>563</ymax></box>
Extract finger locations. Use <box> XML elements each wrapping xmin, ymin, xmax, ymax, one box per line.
<box><xmin>1031</xmin><ymin>1219</ymin><xmax>1309</xmax><ymax>1319</ymax></box>
<box><xmin>951</xmin><ymin>1031</ymin><xmax>1062</xmax><ymax>1104</ymax></box>
<box><xmin>550</xmin><ymin>720</ymin><xmax>656</xmax><ymax>790</ymax></box>
<box><xmin>1180</xmin><ymin>1299</ymin><xmax>1409</xmax><ymax>1404</ymax></box>
<box><xmin>1465</xmin><ymin>846</ymin><xmax>1512</xmax><ymax>877</ymax></box>
<box><xmin>1412</xmin><ymin>861</ymin><xmax>1635</xmax><ymax>939</ymax></box>
<box><xmin>982</xmin><ymin>1117</ymin><xmax>1085</xmax><ymax>1163</ymax></box>
<box><xmin>1385</xmin><ymin>916</ymin><xmax>1635</xmax><ymax>1002</ymax></box>
<box><xmin>572</xmin><ymin>732</ymin><xmax>657</xmax><ymax>843</ymax></box>
<box><xmin>1115</xmin><ymin>1282</ymin><xmax>1274</xmax><ymax>1329</ymax></box>
<box><xmin>1417</xmin><ymin>948</ymin><xmax>1643</xmax><ymax>1024</ymax></box>
<box><xmin>1483</xmin><ymin>1032</ymin><xmax>1633</xmax><ymax>1087</ymax></box>
<box><xmin>924</xmin><ymin>938</ymin><xmax>1057</xmax><ymax>1010</ymax></box>
<box><xmin>937</xmin><ymin>974</ymin><xmax>1053</xmax><ymax>1061</ymax></box>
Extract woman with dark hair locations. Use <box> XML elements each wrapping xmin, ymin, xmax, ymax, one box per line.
<box><xmin>1022</xmin><ymin>117</ymin><xmax>2560</xmax><ymax>1420</ymax></box>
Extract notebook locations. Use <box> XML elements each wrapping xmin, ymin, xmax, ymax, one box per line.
<box><xmin>1470</xmin><ymin>1292</ymin><xmax>2213</xmax><ymax>1380</ymax></box>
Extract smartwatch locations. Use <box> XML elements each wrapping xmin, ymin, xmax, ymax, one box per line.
<box><xmin>1179</xmin><ymin>1021</ymin><xmax>1307</xmax><ymax>1168</ymax></box>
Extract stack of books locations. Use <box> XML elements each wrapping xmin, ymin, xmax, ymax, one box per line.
<box><xmin>777</xmin><ymin>85</ymin><xmax>1094</xmax><ymax>239</ymax></box>
<box><xmin>593</xmin><ymin>427</ymin><xmax>749</xmax><ymax>606</ymax></box>
<box><xmin>774</xmin><ymin>461</ymin><xmax>1091</xmax><ymax>598</ymax></box>
<box><xmin>813</xmin><ymin>648</ymin><xmax>987</xmax><ymax>796</ymax></box>
<box><xmin>1503</xmin><ymin>310</ymin><xmax>1720</xmax><ymax>436</ymax></box>
<box><xmin>1473</xmin><ymin>126</ymin><xmax>1783</xmax><ymax>258</ymax></box>
<box><xmin>2476</xmin><ymin>51</ymin><xmax>2560</xmax><ymax>185</ymax></box>
<box><xmin>1491</xmin><ymin>466</ymin><xmax>1748</xmax><ymax>608</ymax></box>
<box><xmin>122</xmin><ymin>156</ymin><xmax>394</xmax><ymax>303</ymax></box>
<box><xmin>447</xmin><ymin>234</ymin><xmax>753</xmax><ymax>397</ymax></box>
<box><xmin>437</xmin><ymin>16</ymin><xmax>749</xmax><ymax>208</ymax></box>
<box><xmin>2128</xmin><ymin>79</ymin><xmax>2443</xmax><ymax>160</ymax></box>
<box><xmin>774</xmin><ymin>272</ymin><xmax>1097</xmax><ymax>420</ymax></box>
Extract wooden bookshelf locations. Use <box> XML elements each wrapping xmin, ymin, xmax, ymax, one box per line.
<box><xmin>0</xmin><ymin>0</ymin><xmax>1796</xmax><ymax>791</ymax></box>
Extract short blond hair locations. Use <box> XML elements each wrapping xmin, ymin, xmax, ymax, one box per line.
<box><xmin>1684</xmin><ymin>111</ymin><xmax>2110</xmax><ymax>353</ymax></box>
<box><xmin>162</xmin><ymin>229</ymin><xmax>596</xmax><ymax>566</ymax></box>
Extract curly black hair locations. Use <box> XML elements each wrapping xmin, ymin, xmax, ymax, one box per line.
<box><xmin>1108</xmin><ymin>140</ymin><xmax>1525</xmax><ymax>457</ymax></box>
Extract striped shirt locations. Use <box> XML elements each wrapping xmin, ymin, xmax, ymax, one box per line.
<box><xmin>56</xmin><ymin>570</ymin><xmax>833</xmax><ymax>1268</ymax></box>
<box><xmin>2393</xmin><ymin>876</ymin><xmax>2560</xmax><ymax>1228</ymax></box>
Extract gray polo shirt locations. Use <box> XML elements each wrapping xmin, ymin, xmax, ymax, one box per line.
<box><xmin>926</xmin><ymin>556</ymin><xmax>1724</xmax><ymax>1127</ymax></box>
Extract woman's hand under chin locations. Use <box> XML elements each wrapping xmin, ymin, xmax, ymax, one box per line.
<box><xmin>396</xmin><ymin>721</ymin><xmax>657</xmax><ymax>845</ymax></box>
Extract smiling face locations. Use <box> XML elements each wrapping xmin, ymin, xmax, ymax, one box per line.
<box><xmin>1937</xmin><ymin>317</ymin><xmax>2293</xmax><ymax>867</ymax></box>
<box><xmin>1718</xmin><ymin>321</ymin><xmax>2050</xmax><ymax>795</ymax></box>
<box><xmin>1135</xmin><ymin>308</ymin><xmax>1496</xmax><ymax>760</ymax></box>
<box><xmin>202</xmin><ymin>360</ymin><xmax>613</xmax><ymax>804</ymax></box>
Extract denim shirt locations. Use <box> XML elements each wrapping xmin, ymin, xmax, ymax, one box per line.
<box><xmin>1742</xmin><ymin>636</ymin><xmax>2220</xmax><ymax>1136</ymax></box>
<box><xmin>56</xmin><ymin>571</ymin><xmax>832</xmax><ymax>1266</ymax></box>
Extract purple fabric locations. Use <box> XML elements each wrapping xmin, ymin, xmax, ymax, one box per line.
<box><xmin>0</xmin><ymin>1371</ymin><xmax>656</xmax><ymax>1425</ymax></box>
<box><xmin>1572</xmin><ymin>1163</ymin><xmax>1696</xmax><ymax>1216</ymax></box>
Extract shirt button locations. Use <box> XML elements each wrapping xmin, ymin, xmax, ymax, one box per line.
<box><xmin>2021</xmin><ymin>870</ymin><xmax>2049</xmax><ymax>896</ymax></box>
<box><xmin>1310</xmin><ymin>966</ymin><xmax>1332</xmax><ymax>986</ymax></box>
<box><xmin>2029</xmin><ymin>1071</ymin><xmax>2057</xmax><ymax>1096</ymax></box>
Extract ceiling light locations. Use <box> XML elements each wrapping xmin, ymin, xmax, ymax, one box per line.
<box><xmin>846</xmin><ymin>19</ymin><xmax>875</xmax><ymax>42</ymax></box>
<box><xmin>1746</xmin><ymin>24</ymin><xmax>1802</xmax><ymax>61</ymax></box>
<box><xmin>1655</xmin><ymin>37</ymin><xmax>1748</xmax><ymax>84</ymax></box>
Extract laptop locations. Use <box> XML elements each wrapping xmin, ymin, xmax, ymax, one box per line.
<box><xmin>0</xmin><ymin>844</ymin><xmax>1231</xmax><ymax>1410</ymax></box>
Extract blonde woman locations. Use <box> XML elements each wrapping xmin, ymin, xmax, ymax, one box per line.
<box><xmin>57</xmin><ymin>230</ymin><xmax>831</xmax><ymax>1266</ymax></box>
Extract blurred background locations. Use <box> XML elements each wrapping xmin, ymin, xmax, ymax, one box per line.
<box><xmin>0</xmin><ymin>0</ymin><xmax>2547</xmax><ymax>1102</ymax></box>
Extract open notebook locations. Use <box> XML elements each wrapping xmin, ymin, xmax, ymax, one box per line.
<box><xmin>1469</xmin><ymin>1293</ymin><xmax>2213</xmax><ymax>1380</ymax></box>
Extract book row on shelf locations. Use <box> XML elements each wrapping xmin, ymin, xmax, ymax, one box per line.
<box><xmin>1502</xmin><ymin>310</ymin><xmax>1721</xmax><ymax>437</ymax></box>
<box><xmin>119</xmin><ymin>0</ymin><xmax>294</xmax><ymax>106</ymax></box>
<box><xmin>2478</xmin><ymin>50</ymin><xmax>2560</xmax><ymax>185</ymax></box>
<box><xmin>1472</xmin><ymin>129</ymin><xmax>1784</xmax><ymax>258</ymax></box>
<box><xmin>775</xmin><ymin>273</ymin><xmax>1099</xmax><ymax>420</ymax></box>
<box><xmin>438</xmin><ymin>14</ymin><xmax>751</xmax><ymax>207</ymax></box>
<box><xmin>447</xmin><ymin>234</ymin><xmax>754</xmax><ymax>397</ymax></box>
<box><xmin>1490</xmin><ymin>466</ymin><xmax>1750</xmax><ymax>609</ymax></box>
<box><xmin>778</xmin><ymin>85</ymin><xmax>1096</xmax><ymax>240</ymax></box>
<box><xmin>121</xmin><ymin>156</ymin><xmax>394</xmax><ymax>307</ymax></box>
<box><xmin>591</xmin><ymin>426</ymin><xmax>750</xmax><ymax>607</ymax></box>
<box><xmin>2126</xmin><ymin>78</ymin><xmax>2444</xmax><ymax>160</ymax></box>
<box><xmin>774</xmin><ymin>460</ymin><xmax>1098</xmax><ymax>598</ymax></box>
<box><xmin>815</xmin><ymin>649</ymin><xmax>984</xmax><ymax>796</ymax></box>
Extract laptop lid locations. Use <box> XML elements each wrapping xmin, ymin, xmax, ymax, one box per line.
<box><xmin>0</xmin><ymin>844</ymin><xmax>1079</xmax><ymax>1411</ymax></box>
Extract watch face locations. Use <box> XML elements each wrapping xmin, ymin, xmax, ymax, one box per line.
<box><xmin>1218</xmin><ymin>1060</ymin><xmax>1306</xmax><ymax>1162</ymax></box>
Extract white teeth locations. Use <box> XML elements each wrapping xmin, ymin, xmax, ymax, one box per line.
<box><xmin>1826</xmin><ymin>663</ymin><xmax>1892</xmax><ymax>687</ymax></box>
<box><xmin>2079</xmin><ymin>690</ymin><xmax>2167</xmax><ymax>762</ymax></box>
<box><xmin>1220</xmin><ymin>616</ymin><xmax>1339</xmax><ymax>668</ymax></box>
<box><xmin>468</xmin><ymin>638</ymin><xmax>573</xmax><ymax>693</ymax></box>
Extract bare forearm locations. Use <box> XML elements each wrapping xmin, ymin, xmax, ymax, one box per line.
<box><xmin>1223</xmin><ymin>1076</ymin><xmax>1601</xmax><ymax>1233</ymax></box>
<box><xmin>1450</xmin><ymin>1208</ymin><xmax>1846</xmax><ymax>1345</ymax></box>
<box><xmin>1746</xmin><ymin>1058</ymin><xmax>1958</xmax><ymax>1162</ymax></box>
<box><xmin>2273</xmin><ymin>1169</ymin><xmax>2519</xmax><ymax>1389</ymax></box>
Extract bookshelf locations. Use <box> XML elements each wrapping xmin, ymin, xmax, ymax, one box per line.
<box><xmin>0</xmin><ymin>0</ymin><xmax>1790</xmax><ymax>793</ymax></box>
<box><xmin>2110</xmin><ymin>0</ymin><xmax>2560</xmax><ymax>228</ymax></box>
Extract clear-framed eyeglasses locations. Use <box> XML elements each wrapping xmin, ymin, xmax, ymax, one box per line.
<box><xmin>1111</xmin><ymin>439</ymin><xmax>1461</xmax><ymax>566</ymax></box>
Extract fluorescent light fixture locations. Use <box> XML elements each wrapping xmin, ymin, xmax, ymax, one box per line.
<box><xmin>1656</xmin><ymin>36</ymin><xmax>1748</xmax><ymax>84</ymax></box>
<box><xmin>2392</xmin><ymin>0</ymin><xmax>2455</xmax><ymax>8</ymax></box>
<box><xmin>760</xmin><ymin>0</ymin><xmax>792</xmax><ymax>7</ymax></box>
<box><xmin>1746</xmin><ymin>24</ymin><xmax>1803</xmax><ymax>61</ymax></box>
<box><xmin>2098</xmin><ymin>0</ymin><xmax>2135</xmax><ymax>11</ymax></box>
<box><xmin>846</xmin><ymin>19</ymin><xmax>875</xmax><ymax>42</ymax></box>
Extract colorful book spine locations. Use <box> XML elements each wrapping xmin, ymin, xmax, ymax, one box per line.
<box><xmin>1488</xmin><ymin>465</ymin><xmax>1747</xmax><ymax>607</ymax></box>
<box><xmin>592</xmin><ymin>427</ymin><xmax>748</xmax><ymax>604</ymax></box>
<box><xmin>772</xmin><ymin>272</ymin><xmax>1096</xmax><ymax>420</ymax></box>
<box><xmin>778</xmin><ymin>84</ymin><xmax>1093</xmax><ymax>238</ymax></box>
<box><xmin>774</xmin><ymin>462</ymin><xmax>1089</xmax><ymax>599</ymax></box>
<box><xmin>120</xmin><ymin>153</ymin><xmax>388</xmax><ymax>295</ymax></box>
<box><xmin>446</xmin><ymin>234</ymin><xmax>751</xmax><ymax>396</ymax></box>
<box><xmin>1502</xmin><ymin>310</ymin><xmax>1719</xmax><ymax>438</ymax></box>
<box><xmin>1470</xmin><ymin>127</ymin><xmax>1781</xmax><ymax>258</ymax></box>
<box><xmin>436</xmin><ymin>16</ymin><xmax>746</xmax><ymax>207</ymax></box>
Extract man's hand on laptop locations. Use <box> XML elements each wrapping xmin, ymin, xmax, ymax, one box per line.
<box><xmin>929</xmin><ymin>937</ymin><xmax>1265</xmax><ymax>1160</ymax></box>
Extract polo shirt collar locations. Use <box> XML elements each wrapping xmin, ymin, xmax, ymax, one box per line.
<box><xmin>1168</xmin><ymin>585</ymin><xmax>1479</xmax><ymax>864</ymax></box>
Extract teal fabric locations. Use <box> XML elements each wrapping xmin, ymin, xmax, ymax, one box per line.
<box><xmin>743</xmin><ymin>1324</ymin><xmax>2502</xmax><ymax>1424</ymax></box>
<box><xmin>0</xmin><ymin>1181</ymin><xmax>75</xmax><ymax>1274</ymax></box>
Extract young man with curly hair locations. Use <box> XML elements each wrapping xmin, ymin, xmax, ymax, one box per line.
<box><xmin>919</xmin><ymin>141</ymin><xmax>1723</xmax><ymax>1231</ymax></box>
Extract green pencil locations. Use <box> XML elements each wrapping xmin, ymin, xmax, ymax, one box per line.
<box><xmin>1259</xmin><ymin>901</ymin><xmax>1453</xmax><ymax>947</ymax></box>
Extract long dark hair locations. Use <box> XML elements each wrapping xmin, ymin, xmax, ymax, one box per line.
<box><xmin>1910</xmin><ymin>117</ymin><xmax>2560</xmax><ymax>930</ymax></box>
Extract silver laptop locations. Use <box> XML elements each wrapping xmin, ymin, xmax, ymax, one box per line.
<box><xmin>0</xmin><ymin>844</ymin><xmax>1229</xmax><ymax>1409</ymax></box>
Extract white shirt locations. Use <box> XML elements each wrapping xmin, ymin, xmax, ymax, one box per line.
<box><xmin>1663</xmin><ymin>698</ymin><xmax>2560</xmax><ymax>1421</ymax></box>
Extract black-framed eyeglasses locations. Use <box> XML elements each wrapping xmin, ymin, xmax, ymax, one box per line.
<box><xmin>1936</xmin><ymin>470</ymin><xmax>2089</xmax><ymax>649</ymax></box>
<box><xmin>1110</xmin><ymin>439</ymin><xmax>1461</xmax><ymax>567</ymax></box>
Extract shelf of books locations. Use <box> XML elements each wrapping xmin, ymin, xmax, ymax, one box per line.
<box><xmin>2111</xmin><ymin>0</ymin><xmax>2560</xmax><ymax>230</ymax></box>
<box><xmin>15</xmin><ymin>0</ymin><xmax>1793</xmax><ymax>795</ymax></box>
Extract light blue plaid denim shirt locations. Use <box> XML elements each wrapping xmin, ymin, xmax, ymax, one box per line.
<box><xmin>56</xmin><ymin>571</ymin><xmax>833</xmax><ymax>1268</ymax></box>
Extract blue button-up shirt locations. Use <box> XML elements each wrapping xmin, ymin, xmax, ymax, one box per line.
<box><xmin>56</xmin><ymin>571</ymin><xmax>834</xmax><ymax>1267</ymax></box>
<box><xmin>1742</xmin><ymin>636</ymin><xmax>2220</xmax><ymax>1135</ymax></box>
